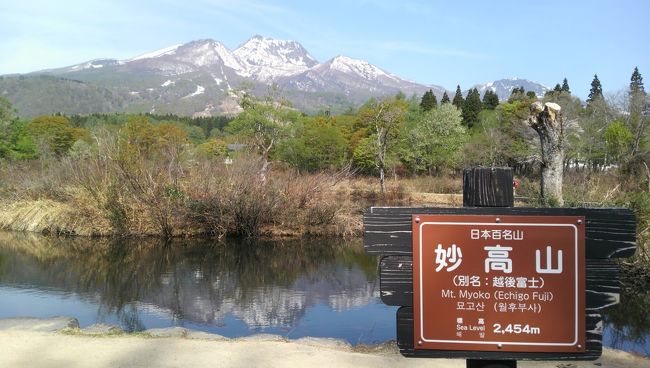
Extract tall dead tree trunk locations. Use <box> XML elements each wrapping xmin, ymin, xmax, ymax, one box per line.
<box><xmin>528</xmin><ymin>102</ymin><xmax>565</xmax><ymax>206</ymax></box>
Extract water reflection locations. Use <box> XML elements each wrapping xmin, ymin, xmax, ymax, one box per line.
<box><xmin>0</xmin><ymin>232</ymin><xmax>647</xmax><ymax>354</ymax></box>
<box><xmin>0</xmin><ymin>232</ymin><xmax>392</xmax><ymax>343</ymax></box>
<box><xmin>601</xmin><ymin>263</ymin><xmax>650</xmax><ymax>356</ymax></box>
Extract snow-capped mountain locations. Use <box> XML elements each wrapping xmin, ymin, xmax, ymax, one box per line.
<box><xmin>281</xmin><ymin>55</ymin><xmax>443</xmax><ymax>99</ymax></box>
<box><xmin>50</xmin><ymin>36</ymin><xmax>318</xmax><ymax>83</ymax></box>
<box><xmin>3</xmin><ymin>36</ymin><xmax>549</xmax><ymax>118</ymax></box>
<box><xmin>233</xmin><ymin>35</ymin><xmax>318</xmax><ymax>81</ymax></box>
<box><xmin>472</xmin><ymin>77</ymin><xmax>550</xmax><ymax>101</ymax></box>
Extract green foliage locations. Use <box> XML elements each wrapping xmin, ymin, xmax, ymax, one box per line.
<box><xmin>462</xmin><ymin>88</ymin><xmax>482</xmax><ymax>127</ymax></box>
<box><xmin>561</xmin><ymin>78</ymin><xmax>571</xmax><ymax>94</ymax></box>
<box><xmin>352</xmin><ymin>136</ymin><xmax>379</xmax><ymax>175</ymax></box>
<box><xmin>508</xmin><ymin>87</ymin><xmax>527</xmax><ymax>103</ymax></box>
<box><xmin>588</xmin><ymin>74</ymin><xmax>603</xmax><ymax>103</ymax></box>
<box><xmin>419</xmin><ymin>89</ymin><xmax>437</xmax><ymax>111</ymax></box>
<box><xmin>196</xmin><ymin>139</ymin><xmax>228</xmax><ymax>158</ymax></box>
<box><xmin>399</xmin><ymin>103</ymin><xmax>468</xmax><ymax>174</ymax></box>
<box><xmin>463</xmin><ymin>104</ymin><xmax>535</xmax><ymax>167</ymax></box>
<box><xmin>441</xmin><ymin>91</ymin><xmax>450</xmax><ymax>104</ymax></box>
<box><xmin>604</xmin><ymin>120</ymin><xmax>634</xmax><ymax>162</ymax></box>
<box><xmin>452</xmin><ymin>85</ymin><xmax>464</xmax><ymax>109</ymax></box>
<box><xmin>482</xmin><ymin>90</ymin><xmax>499</xmax><ymax>110</ymax></box>
<box><xmin>626</xmin><ymin>67</ymin><xmax>648</xmax><ymax>157</ymax></box>
<box><xmin>354</xmin><ymin>97</ymin><xmax>408</xmax><ymax>186</ymax></box>
<box><xmin>0</xmin><ymin>97</ymin><xmax>37</xmax><ymax>160</ymax></box>
<box><xmin>0</xmin><ymin>96</ymin><xmax>14</xmax><ymax>121</ymax></box>
<box><xmin>526</xmin><ymin>91</ymin><xmax>537</xmax><ymax>99</ymax></box>
<box><xmin>279</xmin><ymin>116</ymin><xmax>347</xmax><ymax>172</ymax></box>
<box><xmin>118</xmin><ymin>115</ymin><xmax>190</xmax><ymax>165</ymax></box>
<box><xmin>27</xmin><ymin>115</ymin><xmax>89</xmax><ymax>157</ymax></box>
<box><xmin>630</xmin><ymin>66</ymin><xmax>645</xmax><ymax>95</ymax></box>
<box><xmin>226</xmin><ymin>93</ymin><xmax>300</xmax><ymax>159</ymax></box>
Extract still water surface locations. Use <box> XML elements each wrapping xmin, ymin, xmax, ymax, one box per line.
<box><xmin>0</xmin><ymin>232</ymin><xmax>647</xmax><ymax>356</ymax></box>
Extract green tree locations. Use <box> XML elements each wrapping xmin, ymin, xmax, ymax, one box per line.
<box><xmin>561</xmin><ymin>78</ymin><xmax>571</xmax><ymax>94</ymax></box>
<box><xmin>526</xmin><ymin>91</ymin><xmax>537</xmax><ymax>99</ymax></box>
<box><xmin>452</xmin><ymin>85</ymin><xmax>464</xmax><ymax>109</ymax></box>
<box><xmin>279</xmin><ymin>116</ymin><xmax>347</xmax><ymax>172</ymax></box>
<box><xmin>482</xmin><ymin>90</ymin><xmax>499</xmax><ymax>110</ymax></box>
<box><xmin>419</xmin><ymin>89</ymin><xmax>437</xmax><ymax>111</ymax></box>
<box><xmin>463</xmin><ymin>104</ymin><xmax>535</xmax><ymax>168</ymax></box>
<box><xmin>508</xmin><ymin>87</ymin><xmax>526</xmax><ymax>102</ymax></box>
<box><xmin>462</xmin><ymin>88</ymin><xmax>482</xmax><ymax>127</ymax></box>
<box><xmin>27</xmin><ymin>115</ymin><xmax>88</xmax><ymax>157</ymax></box>
<box><xmin>355</xmin><ymin>97</ymin><xmax>408</xmax><ymax>192</ymax></box>
<box><xmin>0</xmin><ymin>97</ymin><xmax>37</xmax><ymax>160</ymax></box>
<box><xmin>399</xmin><ymin>103</ymin><xmax>468</xmax><ymax>174</ymax></box>
<box><xmin>603</xmin><ymin>120</ymin><xmax>633</xmax><ymax>163</ymax></box>
<box><xmin>630</xmin><ymin>66</ymin><xmax>645</xmax><ymax>95</ymax></box>
<box><xmin>226</xmin><ymin>92</ymin><xmax>300</xmax><ymax>178</ymax></box>
<box><xmin>628</xmin><ymin>67</ymin><xmax>647</xmax><ymax>156</ymax></box>
<box><xmin>441</xmin><ymin>91</ymin><xmax>451</xmax><ymax>104</ymax></box>
<box><xmin>553</xmin><ymin>84</ymin><xmax>562</xmax><ymax>93</ymax></box>
<box><xmin>587</xmin><ymin>74</ymin><xmax>603</xmax><ymax>104</ymax></box>
<box><xmin>352</xmin><ymin>137</ymin><xmax>378</xmax><ymax>175</ymax></box>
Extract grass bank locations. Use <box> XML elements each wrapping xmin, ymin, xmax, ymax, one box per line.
<box><xmin>0</xmin><ymin>158</ymin><xmax>464</xmax><ymax>239</ymax></box>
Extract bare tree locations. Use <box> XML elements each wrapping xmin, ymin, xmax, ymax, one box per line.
<box><xmin>358</xmin><ymin>97</ymin><xmax>407</xmax><ymax>193</ymax></box>
<box><xmin>528</xmin><ymin>102</ymin><xmax>565</xmax><ymax>206</ymax></box>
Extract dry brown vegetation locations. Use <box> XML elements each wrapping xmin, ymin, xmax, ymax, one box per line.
<box><xmin>0</xmin><ymin>148</ymin><xmax>467</xmax><ymax>240</ymax></box>
<box><xmin>2</xmin><ymin>143</ymin><xmax>649</xmax><ymax>263</ymax></box>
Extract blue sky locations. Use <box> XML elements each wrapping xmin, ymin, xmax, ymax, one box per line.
<box><xmin>1</xmin><ymin>0</ymin><xmax>648</xmax><ymax>99</ymax></box>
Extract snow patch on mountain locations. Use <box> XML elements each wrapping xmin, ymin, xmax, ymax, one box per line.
<box><xmin>183</xmin><ymin>85</ymin><xmax>205</xmax><ymax>99</ymax></box>
<box><xmin>129</xmin><ymin>44</ymin><xmax>182</xmax><ymax>62</ymax></box>
<box><xmin>175</xmin><ymin>40</ymin><xmax>247</xmax><ymax>73</ymax></box>
<box><xmin>66</xmin><ymin>59</ymin><xmax>115</xmax><ymax>71</ymax></box>
<box><xmin>161</xmin><ymin>80</ymin><xmax>174</xmax><ymax>87</ymax></box>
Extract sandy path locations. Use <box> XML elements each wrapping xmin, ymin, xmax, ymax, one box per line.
<box><xmin>0</xmin><ymin>329</ymin><xmax>648</xmax><ymax>368</ymax></box>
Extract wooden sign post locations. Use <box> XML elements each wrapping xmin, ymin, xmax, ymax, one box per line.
<box><xmin>364</xmin><ymin>167</ymin><xmax>636</xmax><ymax>367</ymax></box>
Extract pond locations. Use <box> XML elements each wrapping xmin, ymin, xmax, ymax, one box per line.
<box><xmin>0</xmin><ymin>232</ymin><xmax>647</xmax><ymax>357</ymax></box>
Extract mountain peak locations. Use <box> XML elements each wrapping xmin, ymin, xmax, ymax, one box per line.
<box><xmin>325</xmin><ymin>55</ymin><xmax>393</xmax><ymax>81</ymax></box>
<box><xmin>234</xmin><ymin>35</ymin><xmax>317</xmax><ymax>81</ymax></box>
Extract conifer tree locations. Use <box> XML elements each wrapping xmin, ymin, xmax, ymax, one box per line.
<box><xmin>561</xmin><ymin>78</ymin><xmax>570</xmax><ymax>94</ymax></box>
<box><xmin>462</xmin><ymin>88</ymin><xmax>482</xmax><ymax>127</ymax></box>
<box><xmin>441</xmin><ymin>91</ymin><xmax>450</xmax><ymax>104</ymax></box>
<box><xmin>420</xmin><ymin>89</ymin><xmax>437</xmax><ymax>111</ymax></box>
<box><xmin>482</xmin><ymin>90</ymin><xmax>499</xmax><ymax>110</ymax></box>
<box><xmin>508</xmin><ymin>87</ymin><xmax>526</xmax><ymax>102</ymax></box>
<box><xmin>553</xmin><ymin>84</ymin><xmax>562</xmax><ymax>93</ymax></box>
<box><xmin>628</xmin><ymin>67</ymin><xmax>647</xmax><ymax>156</ymax></box>
<box><xmin>587</xmin><ymin>74</ymin><xmax>603</xmax><ymax>103</ymax></box>
<box><xmin>452</xmin><ymin>85</ymin><xmax>464</xmax><ymax>108</ymax></box>
<box><xmin>630</xmin><ymin>66</ymin><xmax>645</xmax><ymax>95</ymax></box>
<box><xmin>526</xmin><ymin>91</ymin><xmax>537</xmax><ymax>99</ymax></box>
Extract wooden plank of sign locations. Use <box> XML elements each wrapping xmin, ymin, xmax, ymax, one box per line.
<box><xmin>396</xmin><ymin>307</ymin><xmax>603</xmax><ymax>360</ymax></box>
<box><xmin>463</xmin><ymin>167</ymin><xmax>514</xmax><ymax>207</ymax></box>
<box><xmin>364</xmin><ymin>207</ymin><xmax>636</xmax><ymax>259</ymax></box>
<box><xmin>379</xmin><ymin>256</ymin><xmax>619</xmax><ymax>311</ymax></box>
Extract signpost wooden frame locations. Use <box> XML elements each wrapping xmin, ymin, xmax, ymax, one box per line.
<box><xmin>363</xmin><ymin>167</ymin><xmax>636</xmax><ymax>363</ymax></box>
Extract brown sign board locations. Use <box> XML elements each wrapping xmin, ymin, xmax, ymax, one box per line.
<box><xmin>413</xmin><ymin>215</ymin><xmax>585</xmax><ymax>353</ymax></box>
